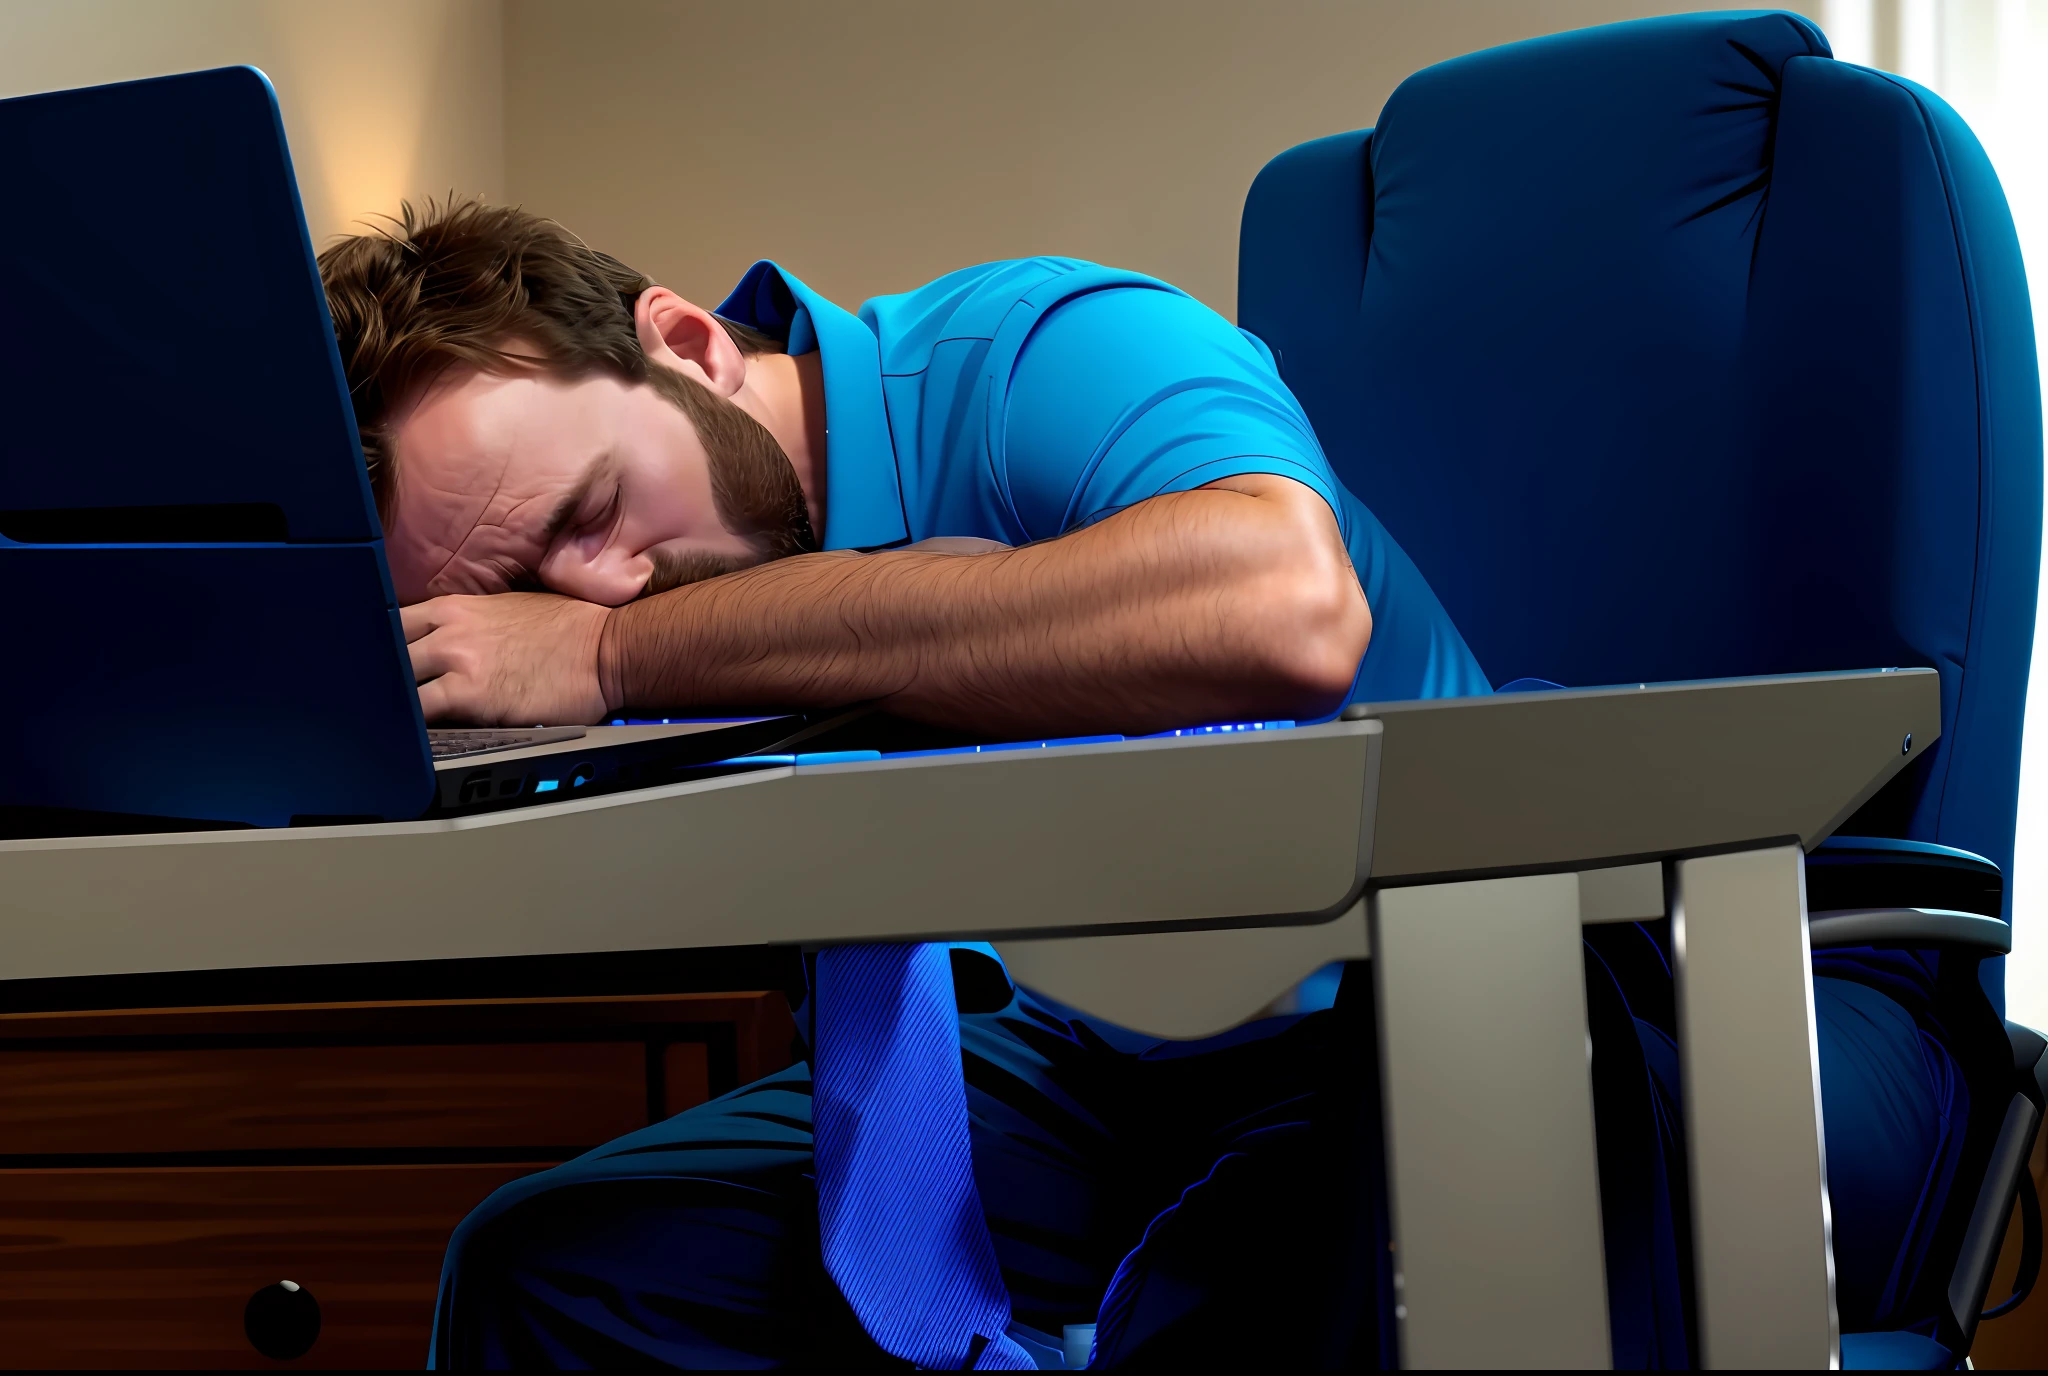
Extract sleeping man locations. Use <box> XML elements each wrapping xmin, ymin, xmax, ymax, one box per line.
<box><xmin>317</xmin><ymin>200</ymin><xmax>1518</xmax><ymax>1369</ymax></box>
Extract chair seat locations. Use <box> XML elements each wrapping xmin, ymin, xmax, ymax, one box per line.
<box><xmin>1840</xmin><ymin>1329</ymin><xmax>1955</xmax><ymax>1369</ymax></box>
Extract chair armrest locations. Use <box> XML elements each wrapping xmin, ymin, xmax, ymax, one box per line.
<box><xmin>1808</xmin><ymin>908</ymin><xmax>2011</xmax><ymax>951</ymax></box>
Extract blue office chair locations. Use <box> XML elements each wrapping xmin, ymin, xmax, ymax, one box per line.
<box><xmin>1239</xmin><ymin>10</ymin><xmax>2043</xmax><ymax>1368</ymax></box>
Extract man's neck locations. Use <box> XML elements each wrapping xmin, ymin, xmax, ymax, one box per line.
<box><xmin>737</xmin><ymin>350</ymin><xmax>828</xmax><ymax>540</ymax></box>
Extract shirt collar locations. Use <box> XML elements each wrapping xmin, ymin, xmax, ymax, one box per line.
<box><xmin>713</xmin><ymin>261</ymin><xmax>909</xmax><ymax>551</ymax></box>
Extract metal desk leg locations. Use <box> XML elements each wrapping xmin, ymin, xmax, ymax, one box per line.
<box><xmin>1672</xmin><ymin>845</ymin><xmax>1838</xmax><ymax>1369</ymax></box>
<box><xmin>1372</xmin><ymin>873</ymin><xmax>1612</xmax><ymax>1369</ymax></box>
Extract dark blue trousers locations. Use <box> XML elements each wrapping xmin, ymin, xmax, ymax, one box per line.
<box><xmin>430</xmin><ymin>971</ymin><xmax>1389</xmax><ymax>1369</ymax></box>
<box><xmin>429</xmin><ymin>931</ymin><xmax>1974</xmax><ymax>1369</ymax></box>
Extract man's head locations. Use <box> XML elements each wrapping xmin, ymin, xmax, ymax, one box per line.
<box><xmin>319</xmin><ymin>199</ymin><xmax>816</xmax><ymax>605</ymax></box>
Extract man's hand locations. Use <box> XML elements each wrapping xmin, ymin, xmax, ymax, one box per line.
<box><xmin>403</xmin><ymin>592</ymin><xmax>613</xmax><ymax>725</ymax></box>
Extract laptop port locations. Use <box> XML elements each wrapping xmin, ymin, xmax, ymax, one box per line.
<box><xmin>457</xmin><ymin>771</ymin><xmax>494</xmax><ymax>805</ymax></box>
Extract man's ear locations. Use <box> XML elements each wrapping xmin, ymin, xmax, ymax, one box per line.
<box><xmin>634</xmin><ymin>287</ymin><xmax>747</xmax><ymax>399</ymax></box>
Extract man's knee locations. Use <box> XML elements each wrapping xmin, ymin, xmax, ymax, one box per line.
<box><xmin>433</xmin><ymin>1064</ymin><xmax>823</xmax><ymax>1368</ymax></box>
<box><xmin>436</xmin><ymin>1173</ymin><xmax>824</xmax><ymax>1367</ymax></box>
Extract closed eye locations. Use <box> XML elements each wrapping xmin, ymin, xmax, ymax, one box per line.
<box><xmin>576</xmin><ymin>484</ymin><xmax>623</xmax><ymax>544</ymax></box>
<box><xmin>536</xmin><ymin>454</ymin><xmax>616</xmax><ymax>552</ymax></box>
<box><xmin>514</xmin><ymin>456</ymin><xmax>619</xmax><ymax>590</ymax></box>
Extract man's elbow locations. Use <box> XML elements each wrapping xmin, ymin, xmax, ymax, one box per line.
<box><xmin>1248</xmin><ymin>563</ymin><xmax>1373</xmax><ymax>713</ymax></box>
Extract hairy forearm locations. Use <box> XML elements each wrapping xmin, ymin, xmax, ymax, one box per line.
<box><xmin>597</xmin><ymin>478</ymin><xmax>1370</xmax><ymax>736</ymax></box>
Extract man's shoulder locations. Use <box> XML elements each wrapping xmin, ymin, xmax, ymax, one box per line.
<box><xmin>860</xmin><ymin>257</ymin><xmax>1186</xmax><ymax>375</ymax></box>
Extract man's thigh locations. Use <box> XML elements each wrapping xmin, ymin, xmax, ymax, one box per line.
<box><xmin>432</xmin><ymin>983</ymin><xmax>1359</xmax><ymax>1367</ymax></box>
<box><xmin>430</xmin><ymin>1014</ymin><xmax>1121</xmax><ymax>1368</ymax></box>
<box><xmin>965</xmin><ymin>982</ymin><xmax>1361</xmax><ymax>1335</ymax></box>
<box><xmin>988</xmin><ymin>976</ymin><xmax>1381</xmax><ymax>1367</ymax></box>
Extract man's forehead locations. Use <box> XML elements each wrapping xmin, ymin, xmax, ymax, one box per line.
<box><xmin>394</xmin><ymin>367</ymin><xmax>531</xmax><ymax>480</ymax></box>
<box><xmin>388</xmin><ymin>368</ymin><xmax>584</xmax><ymax>593</ymax></box>
<box><xmin>395</xmin><ymin>370</ymin><xmax>592</xmax><ymax>516</ymax></box>
<box><xmin>387</xmin><ymin>381</ymin><xmax>504</xmax><ymax>535</ymax></box>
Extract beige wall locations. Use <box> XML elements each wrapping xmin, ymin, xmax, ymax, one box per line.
<box><xmin>504</xmin><ymin>0</ymin><xmax>1821</xmax><ymax>319</ymax></box>
<box><xmin>0</xmin><ymin>0</ymin><xmax>504</xmax><ymax>249</ymax></box>
<box><xmin>0</xmin><ymin>1</ymin><xmax>1828</xmax><ymax>310</ymax></box>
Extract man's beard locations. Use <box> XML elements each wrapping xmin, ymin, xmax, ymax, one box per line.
<box><xmin>639</xmin><ymin>364</ymin><xmax>819</xmax><ymax>598</ymax></box>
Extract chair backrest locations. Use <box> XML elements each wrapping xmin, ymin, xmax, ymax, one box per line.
<box><xmin>1240</xmin><ymin>10</ymin><xmax>2041</xmax><ymax>925</ymax></box>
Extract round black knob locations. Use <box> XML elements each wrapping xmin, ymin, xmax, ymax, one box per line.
<box><xmin>245</xmin><ymin>1280</ymin><xmax>321</xmax><ymax>1361</ymax></box>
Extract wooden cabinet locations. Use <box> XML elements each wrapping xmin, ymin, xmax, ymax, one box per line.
<box><xmin>0</xmin><ymin>1163</ymin><xmax>538</xmax><ymax>1369</ymax></box>
<box><xmin>0</xmin><ymin>993</ymin><xmax>794</xmax><ymax>1368</ymax></box>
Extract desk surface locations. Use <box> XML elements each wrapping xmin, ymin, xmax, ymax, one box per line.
<box><xmin>0</xmin><ymin>669</ymin><xmax>1937</xmax><ymax>999</ymax></box>
<box><xmin>1358</xmin><ymin>667</ymin><xmax>1938</xmax><ymax>880</ymax></box>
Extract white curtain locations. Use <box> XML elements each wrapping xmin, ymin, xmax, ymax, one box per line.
<box><xmin>1823</xmin><ymin>0</ymin><xmax>2048</xmax><ymax>1022</ymax></box>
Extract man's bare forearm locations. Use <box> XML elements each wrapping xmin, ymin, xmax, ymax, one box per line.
<box><xmin>596</xmin><ymin>475</ymin><xmax>1372</xmax><ymax>737</ymax></box>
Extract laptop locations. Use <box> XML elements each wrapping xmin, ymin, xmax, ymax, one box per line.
<box><xmin>0</xmin><ymin>66</ymin><xmax>844</xmax><ymax>834</ymax></box>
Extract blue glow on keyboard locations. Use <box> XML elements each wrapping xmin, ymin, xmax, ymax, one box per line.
<box><xmin>869</xmin><ymin>721</ymin><xmax>1298</xmax><ymax>761</ymax></box>
<box><xmin>1138</xmin><ymin>720</ymin><xmax>1297</xmax><ymax>738</ymax></box>
<box><xmin>534</xmin><ymin>778</ymin><xmax>559</xmax><ymax>793</ymax></box>
<box><xmin>704</xmin><ymin>721</ymin><xmax>1298</xmax><ymax>771</ymax></box>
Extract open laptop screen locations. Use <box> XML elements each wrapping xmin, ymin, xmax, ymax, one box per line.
<box><xmin>0</xmin><ymin>66</ymin><xmax>379</xmax><ymax>541</ymax></box>
<box><xmin>0</xmin><ymin>68</ymin><xmax>430</xmax><ymax>827</ymax></box>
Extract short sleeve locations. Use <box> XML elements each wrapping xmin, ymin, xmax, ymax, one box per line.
<box><xmin>999</xmin><ymin>288</ymin><xmax>1346</xmax><ymax>541</ymax></box>
<box><xmin>994</xmin><ymin>280</ymin><xmax>1494</xmax><ymax>706</ymax></box>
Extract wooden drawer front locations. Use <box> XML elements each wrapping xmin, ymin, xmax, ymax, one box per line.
<box><xmin>0</xmin><ymin>1162</ymin><xmax>544</xmax><ymax>1368</ymax></box>
<box><xmin>0</xmin><ymin>1043</ymin><xmax>647</xmax><ymax>1155</ymax></box>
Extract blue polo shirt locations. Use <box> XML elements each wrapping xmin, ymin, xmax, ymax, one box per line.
<box><xmin>715</xmin><ymin>257</ymin><xmax>1489</xmax><ymax>707</ymax></box>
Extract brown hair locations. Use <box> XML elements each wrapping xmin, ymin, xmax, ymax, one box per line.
<box><xmin>317</xmin><ymin>197</ymin><xmax>782</xmax><ymax>520</ymax></box>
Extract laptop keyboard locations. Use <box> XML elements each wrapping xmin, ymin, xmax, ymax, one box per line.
<box><xmin>428</xmin><ymin>726</ymin><xmax>587</xmax><ymax>762</ymax></box>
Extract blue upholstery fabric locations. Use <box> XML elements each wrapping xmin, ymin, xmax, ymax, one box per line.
<box><xmin>1840</xmin><ymin>1329</ymin><xmax>1955</xmax><ymax>1370</ymax></box>
<box><xmin>1238</xmin><ymin>11</ymin><xmax>2041</xmax><ymax>957</ymax></box>
<box><xmin>1813</xmin><ymin>958</ymin><xmax>1970</xmax><ymax>1328</ymax></box>
<box><xmin>1237</xmin><ymin>9</ymin><xmax>2040</xmax><ymax>1359</ymax></box>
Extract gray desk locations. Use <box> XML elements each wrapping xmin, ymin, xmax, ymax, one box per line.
<box><xmin>0</xmin><ymin>667</ymin><xmax>1938</xmax><ymax>1369</ymax></box>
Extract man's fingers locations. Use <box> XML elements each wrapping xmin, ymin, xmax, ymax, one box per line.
<box><xmin>418</xmin><ymin>675</ymin><xmax>511</xmax><ymax>728</ymax></box>
<box><xmin>400</xmin><ymin>601</ymin><xmax>440</xmax><ymax>644</ymax></box>
<box><xmin>398</xmin><ymin>590</ymin><xmax>609</xmax><ymax>727</ymax></box>
<box><xmin>414</xmin><ymin>667</ymin><xmax>491</xmax><ymax>725</ymax></box>
<box><xmin>401</xmin><ymin>596</ymin><xmax>472</xmax><ymax>643</ymax></box>
<box><xmin>409</xmin><ymin>628</ymin><xmax>480</xmax><ymax>687</ymax></box>
<box><xmin>414</xmin><ymin>675</ymin><xmax>455</xmax><ymax>723</ymax></box>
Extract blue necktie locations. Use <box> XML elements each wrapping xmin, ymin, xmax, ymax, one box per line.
<box><xmin>813</xmin><ymin>942</ymin><xmax>1035</xmax><ymax>1369</ymax></box>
